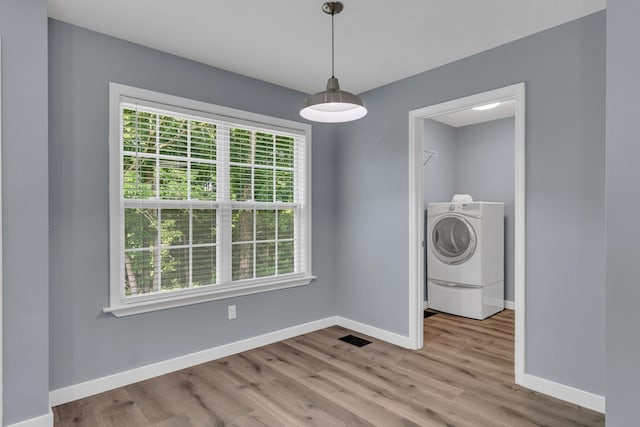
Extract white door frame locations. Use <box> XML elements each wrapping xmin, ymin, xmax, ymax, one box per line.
<box><xmin>0</xmin><ymin>36</ymin><xmax>4</xmax><ymax>424</ymax></box>
<box><xmin>407</xmin><ymin>83</ymin><xmax>526</xmax><ymax>384</ymax></box>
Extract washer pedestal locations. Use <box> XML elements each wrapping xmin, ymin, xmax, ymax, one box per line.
<box><xmin>428</xmin><ymin>279</ymin><xmax>504</xmax><ymax>320</ymax></box>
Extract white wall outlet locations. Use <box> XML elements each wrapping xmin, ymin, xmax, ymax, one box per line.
<box><xmin>228</xmin><ymin>304</ymin><xmax>237</xmax><ymax>320</ymax></box>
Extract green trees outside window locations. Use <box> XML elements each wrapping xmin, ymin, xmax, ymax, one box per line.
<box><xmin>121</xmin><ymin>106</ymin><xmax>299</xmax><ymax>297</ymax></box>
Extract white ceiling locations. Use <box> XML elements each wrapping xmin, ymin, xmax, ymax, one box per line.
<box><xmin>430</xmin><ymin>99</ymin><xmax>516</xmax><ymax>128</ymax></box>
<box><xmin>47</xmin><ymin>0</ymin><xmax>606</xmax><ymax>95</ymax></box>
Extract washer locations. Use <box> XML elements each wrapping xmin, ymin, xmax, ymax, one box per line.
<box><xmin>426</xmin><ymin>201</ymin><xmax>504</xmax><ymax>319</ymax></box>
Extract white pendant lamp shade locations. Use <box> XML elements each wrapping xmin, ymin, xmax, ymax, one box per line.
<box><xmin>300</xmin><ymin>77</ymin><xmax>367</xmax><ymax>123</ymax></box>
<box><xmin>300</xmin><ymin>2</ymin><xmax>367</xmax><ymax>123</ymax></box>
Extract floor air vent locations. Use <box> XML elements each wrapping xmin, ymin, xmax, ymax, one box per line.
<box><xmin>339</xmin><ymin>335</ymin><xmax>372</xmax><ymax>347</ymax></box>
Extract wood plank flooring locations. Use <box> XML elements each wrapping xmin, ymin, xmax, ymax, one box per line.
<box><xmin>53</xmin><ymin>310</ymin><xmax>605</xmax><ymax>426</ymax></box>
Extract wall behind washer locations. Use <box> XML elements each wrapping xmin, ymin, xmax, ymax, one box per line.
<box><xmin>455</xmin><ymin>118</ymin><xmax>515</xmax><ymax>302</ymax></box>
<box><xmin>336</xmin><ymin>11</ymin><xmax>605</xmax><ymax>395</ymax></box>
<box><xmin>423</xmin><ymin>119</ymin><xmax>456</xmax><ymax>206</ymax></box>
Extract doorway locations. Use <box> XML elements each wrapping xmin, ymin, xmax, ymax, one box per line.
<box><xmin>407</xmin><ymin>83</ymin><xmax>526</xmax><ymax>384</ymax></box>
<box><xmin>1</xmin><ymin>36</ymin><xmax>4</xmax><ymax>424</ymax></box>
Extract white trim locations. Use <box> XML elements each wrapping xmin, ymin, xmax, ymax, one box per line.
<box><xmin>115</xmin><ymin>85</ymin><xmax>309</xmax><ymax>136</ymax></box>
<box><xmin>521</xmin><ymin>374</ymin><xmax>605</xmax><ymax>414</ymax></box>
<box><xmin>408</xmin><ymin>83</ymin><xmax>526</xmax><ymax>379</ymax></box>
<box><xmin>48</xmin><ymin>309</ymin><xmax>604</xmax><ymax>419</ymax></box>
<box><xmin>335</xmin><ymin>316</ymin><xmax>414</xmax><ymax>349</ymax></box>
<box><xmin>6</xmin><ymin>409</ymin><xmax>53</xmax><ymax>427</ymax></box>
<box><xmin>50</xmin><ymin>315</ymin><xmax>419</xmax><ymax>406</ymax></box>
<box><xmin>423</xmin><ymin>300</ymin><xmax>429</xmax><ymax>310</ymax></box>
<box><xmin>0</xmin><ymin>36</ymin><xmax>4</xmax><ymax>426</ymax></box>
<box><xmin>408</xmin><ymin>109</ymin><xmax>425</xmax><ymax>351</ymax></box>
<box><xmin>107</xmin><ymin>83</ymin><xmax>313</xmax><ymax>316</ymax></box>
<box><xmin>513</xmin><ymin>83</ymin><xmax>526</xmax><ymax>385</ymax></box>
<box><xmin>104</xmin><ymin>275</ymin><xmax>316</xmax><ymax>317</ymax></box>
<box><xmin>49</xmin><ymin>317</ymin><xmax>335</xmax><ymax>406</ymax></box>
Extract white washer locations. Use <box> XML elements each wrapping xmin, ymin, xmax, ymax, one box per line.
<box><xmin>426</xmin><ymin>202</ymin><xmax>504</xmax><ymax>319</ymax></box>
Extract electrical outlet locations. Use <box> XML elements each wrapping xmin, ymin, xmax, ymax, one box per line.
<box><xmin>228</xmin><ymin>304</ymin><xmax>237</xmax><ymax>320</ymax></box>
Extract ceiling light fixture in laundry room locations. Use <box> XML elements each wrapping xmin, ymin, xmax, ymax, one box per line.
<box><xmin>300</xmin><ymin>2</ymin><xmax>367</xmax><ymax>123</ymax></box>
<box><xmin>472</xmin><ymin>102</ymin><xmax>501</xmax><ymax>111</ymax></box>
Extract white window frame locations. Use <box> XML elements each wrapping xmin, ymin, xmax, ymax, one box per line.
<box><xmin>104</xmin><ymin>83</ymin><xmax>314</xmax><ymax>317</ymax></box>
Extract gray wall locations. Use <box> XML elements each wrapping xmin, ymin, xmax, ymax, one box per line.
<box><xmin>606</xmin><ymin>0</ymin><xmax>640</xmax><ymax>424</ymax></box>
<box><xmin>422</xmin><ymin>120</ymin><xmax>456</xmax><ymax>302</ymax></box>
<box><xmin>336</xmin><ymin>11</ymin><xmax>605</xmax><ymax>395</ymax></box>
<box><xmin>0</xmin><ymin>0</ymin><xmax>50</xmax><ymax>424</ymax></box>
<box><xmin>48</xmin><ymin>20</ymin><xmax>338</xmax><ymax>390</ymax></box>
<box><xmin>455</xmin><ymin>118</ymin><xmax>515</xmax><ymax>302</ymax></box>
<box><xmin>423</xmin><ymin>120</ymin><xmax>456</xmax><ymax>205</ymax></box>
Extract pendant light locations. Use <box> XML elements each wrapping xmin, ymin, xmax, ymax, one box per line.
<box><xmin>300</xmin><ymin>2</ymin><xmax>367</xmax><ymax>123</ymax></box>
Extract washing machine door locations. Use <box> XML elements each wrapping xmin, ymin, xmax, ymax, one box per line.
<box><xmin>431</xmin><ymin>215</ymin><xmax>477</xmax><ymax>265</ymax></box>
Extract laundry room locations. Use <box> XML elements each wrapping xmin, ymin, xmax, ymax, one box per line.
<box><xmin>423</xmin><ymin>101</ymin><xmax>515</xmax><ymax>318</ymax></box>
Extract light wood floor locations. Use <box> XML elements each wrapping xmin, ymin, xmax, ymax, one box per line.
<box><xmin>53</xmin><ymin>310</ymin><xmax>605</xmax><ymax>426</ymax></box>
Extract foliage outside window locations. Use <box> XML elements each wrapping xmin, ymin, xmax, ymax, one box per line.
<box><xmin>107</xmin><ymin>84</ymin><xmax>312</xmax><ymax>316</ymax></box>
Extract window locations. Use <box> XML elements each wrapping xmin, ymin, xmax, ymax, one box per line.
<box><xmin>106</xmin><ymin>84</ymin><xmax>313</xmax><ymax>316</ymax></box>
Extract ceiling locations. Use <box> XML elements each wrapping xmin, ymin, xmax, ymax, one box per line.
<box><xmin>47</xmin><ymin>0</ymin><xmax>606</xmax><ymax>95</ymax></box>
<box><xmin>430</xmin><ymin>99</ymin><xmax>516</xmax><ymax>128</ymax></box>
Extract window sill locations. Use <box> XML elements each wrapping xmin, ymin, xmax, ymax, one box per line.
<box><xmin>103</xmin><ymin>275</ymin><xmax>316</xmax><ymax>317</ymax></box>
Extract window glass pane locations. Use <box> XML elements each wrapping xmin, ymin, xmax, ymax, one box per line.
<box><xmin>159</xmin><ymin>159</ymin><xmax>188</xmax><ymax>200</ymax></box>
<box><xmin>160</xmin><ymin>209</ymin><xmax>190</xmax><ymax>247</ymax></box>
<box><xmin>254</xmin><ymin>168</ymin><xmax>274</xmax><ymax>202</ymax></box>
<box><xmin>160</xmin><ymin>247</ymin><xmax>190</xmax><ymax>291</ymax></box>
<box><xmin>256</xmin><ymin>210</ymin><xmax>276</xmax><ymax>241</ymax></box>
<box><xmin>276</xmin><ymin>170</ymin><xmax>293</xmax><ymax>202</ymax></box>
<box><xmin>255</xmin><ymin>132</ymin><xmax>274</xmax><ymax>166</ymax></box>
<box><xmin>192</xmin><ymin>246</ymin><xmax>216</xmax><ymax>286</ymax></box>
<box><xmin>191</xmin><ymin>121</ymin><xmax>216</xmax><ymax>161</ymax></box>
<box><xmin>230</xmin><ymin>165</ymin><xmax>252</xmax><ymax>201</ymax></box>
<box><xmin>123</xmin><ymin>156</ymin><xmax>156</xmax><ymax>199</ymax></box>
<box><xmin>275</xmin><ymin>135</ymin><xmax>294</xmax><ymax>168</ymax></box>
<box><xmin>125</xmin><ymin>208</ymin><xmax>158</xmax><ymax>249</ymax></box>
<box><xmin>278</xmin><ymin>241</ymin><xmax>294</xmax><ymax>274</ymax></box>
<box><xmin>158</xmin><ymin>115</ymin><xmax>188</xmax><ymax>157</ymax></box>
<box><xmin>232</xmin><ymin>209</ymin><xmax>254</xmax><ymax>243</ymax></box>
<box><xmin>124</xmin><ymin>249</ymin><xmax>157</xmax><ymax>296</ymax></box>
<box><xmin>278</xmin><ymin>209</ymin><xmax>294</xmax><ymax>239</ymax></box>
<box><xmin>232</xmin><ymin>243</ymin><xmax>254</xmax><ymax>281</ymax></box>
<box><xmin>256</xmin><ymin>242</ymin><xmax>276</xmax><ymax>278</ymax></box>
<box><xmin>190</xmin><ymin>162</ymin><xmax>216</xmax><ymax>201</ymax></box>
<box><xmin>123</xmin><ymin>109</ymin><xmax>156</xmax><ymax>154</ymax></box>
<box><xmin>193</xmin><ymin>209</ymin><xmax>217</xmax><ymax>245</ymax></box>
<box><xmin>230</xmin><ymin>128</ymin><xmax>252</xmax><ymax>164</ymax></box>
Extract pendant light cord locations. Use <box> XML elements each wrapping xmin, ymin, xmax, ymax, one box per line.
<box><xmin>331</xmin><ymin>9</ymin><xmax>335</xmax><ymax>77</ymax></box>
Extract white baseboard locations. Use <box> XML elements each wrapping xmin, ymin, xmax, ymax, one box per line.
<box><xmin>49</xmin><ymin>317</ymin><xmax>336</xmax><ymax>407</ymax></box>
<box><xmin>335</xmin><ymin>316</ymin><xmax>414</xmax><ymax>349</ymax></box>
<box><xmin>520</xmin><ymin>374</ymin><xmax>605</xmax><ymax>413</ymax></box>
<box><xmin>49</xmin><ymin>315</ymin><xmax>414</xmax><ymax>406</ymax></box>
<box><xmin>49</xmin><ymin>313</ymin><xmax>602</xmax><ymax>418</ymax></box>
<box><xmin>423</xmin><ymin>300</ymin><xmax>429</xmax><ymax>310</ymax></box>
<box><xmin>6</xmin><ymin>409</ymin><xmax>53</xmax><ymax>427</ymax></box>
